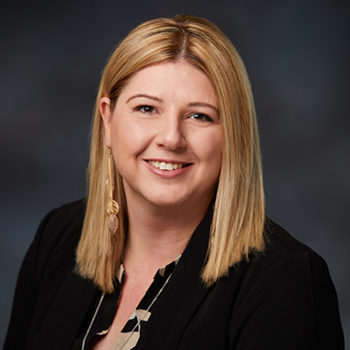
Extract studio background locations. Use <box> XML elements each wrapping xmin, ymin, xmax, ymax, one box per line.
<box><xmin>1</xmin><ymin>0</ymin><xmax>349</xmax><ymax>347</ymax></box>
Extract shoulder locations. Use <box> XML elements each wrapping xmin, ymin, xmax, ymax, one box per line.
<box><xmin>259</xmin><ymin>218</ymin><xmax>326</xmax><ymax>269</ymax></box>
<box><xmin>223</xmin><ymin>217</ymin><xmax>339</xmax><ymax>319</ymax></box>
<box><xmin>3</xmin><ymin>199</ymin><xmax>90</xmax><ymax>349</ymax></box>
<box><xmin>40</xmin><ymin>198</ymin><xmax>86</xmax><ymax>233</ymax></box>
<box><xmin>32</xmin><ymin>199</ymin><xmax>87</xmax><ymax>281</ymax></box>
<box><xmin>261</xmin><ymin>218</ymin><xmax>340</xmax><ymax>307</ymax></box>
<box><xmin>242</xmin><ymin>218</ymin><xmax>334</xmax><ymax>291</ymax></box>
<box><xmin>264</xmin><ymin>217</ymin><xmax>312</xmax><ymax>254</ymax></box>
<box><xmin>37</xmin><ymin>198</ymin><xmax>86</xmax><ymax>245</ymax></box>
<box><xmin>264</xmin><ymin>217</ymin><xmax>306</xmax><ymax>251</ymax></box>
<box><xmin>225</xmin><ymin>219</ymin><xmax>344</xmax><ymax>349</ymax></box>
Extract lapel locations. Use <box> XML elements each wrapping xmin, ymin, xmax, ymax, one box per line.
<box><xmin>136</xmin><ymin>207</ymin><xmax>213</xmax><ymax>350</ymax></box>
<box><xmin>30</xmin><ymin>270</ymin><xmax>98</xmax><ymax>350</ymax></box>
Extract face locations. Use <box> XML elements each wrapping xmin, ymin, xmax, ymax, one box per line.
<box><xmin>100</xmin><ymin>61</ymin><xmax>222</xmax><ymax>212</ymax></box>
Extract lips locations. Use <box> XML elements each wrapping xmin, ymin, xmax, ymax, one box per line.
<box><xmin>148</xmin><ymin>160</ymin><xmax>184</xmax><ymax>170</ymax></box>
<box><xmin>146</xmin><ymin>159</ymin><xmax>192</xmax><ymax>172</ymax></box>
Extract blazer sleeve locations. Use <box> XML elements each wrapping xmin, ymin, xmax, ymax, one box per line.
<box><xmin>231</xmin><ymin>251</ymin><xmax>344</xmax><ymax>350</ymax></box>
<box><xmin>3</xmin><ymin>211</ymin><xmax>53</xmax><ymax>349</ymax></box>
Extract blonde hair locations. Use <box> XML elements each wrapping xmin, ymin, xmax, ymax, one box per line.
<box><xmin>76</xmin><ymin>15</ymin><xmax>265</xmax><ymax>293</ymax></box>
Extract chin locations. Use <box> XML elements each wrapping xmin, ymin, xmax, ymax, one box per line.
<box><xmin>148</xmin><ymin>197</ymin><xmax>187</xmax><ymax>209</ymax></box>
<box><xmin>144</xmin><ymin>191</ymin><xmax>193</xmax><ymax>209</ymax></box>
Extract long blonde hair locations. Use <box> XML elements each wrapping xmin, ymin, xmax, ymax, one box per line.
<box><xmin>76</xmin><ymin>15</ymin><xmax>265</xmax><ymax>293</ymax></box>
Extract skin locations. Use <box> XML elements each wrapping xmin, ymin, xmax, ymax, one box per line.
<box><xmin>95</xmin><ymin>61</ymin><xmax>222</xmax><ymax>349</ymax></box>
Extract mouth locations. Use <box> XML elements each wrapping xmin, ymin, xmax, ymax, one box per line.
<box><xmin>147</xmin><ymin>160</ymin><xmax>192</xmax><ymax>171</ymax></box>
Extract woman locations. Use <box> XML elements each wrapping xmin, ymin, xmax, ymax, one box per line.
<box><xmin>4</xmin><ymin>15</ymin><xmax>344</xmax><ymax>350</ymax></box>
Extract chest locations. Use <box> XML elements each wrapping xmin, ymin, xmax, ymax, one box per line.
<box><xmin>90</xmin><ymin>278</ymin><xmax>153</xmax><ymax>350</ymax></box>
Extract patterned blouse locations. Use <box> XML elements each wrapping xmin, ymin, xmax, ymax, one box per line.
<box><xmin>73</xmin><ymin>257</ymin><xmax>181</xmax><ymax>350</ymax></box>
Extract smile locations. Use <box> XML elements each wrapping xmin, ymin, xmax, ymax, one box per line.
<box><xmin>147</xmin><ymin>160</ymin><xmax>189</xmax><ymax>171</ymax></box>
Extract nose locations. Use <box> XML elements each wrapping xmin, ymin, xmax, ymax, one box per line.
<box><xmin>155</xmin><ymin>113</ymin><xmax>186</xmax><ymax>151</ymax></box>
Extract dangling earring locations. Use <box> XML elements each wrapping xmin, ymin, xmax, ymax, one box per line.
<box><xmin>106</xmin><ymin>147</ymin><xmax>119</xmax><ymax>235</ymax></box>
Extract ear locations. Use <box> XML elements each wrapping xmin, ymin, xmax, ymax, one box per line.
<box><xmin>100</xmin><ymin>97</ymin><xmax>113</xmax><ymax>147</ymax></box>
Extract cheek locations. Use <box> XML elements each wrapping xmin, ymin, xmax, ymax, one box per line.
<box><xmin>208</xmin><ymin>143</ymin><xmax>223</xmax><ymax>179</ymax></box>
<box><xmin>193</xmin><ymin>128</ymin><xmax>223</xmax><ymax>181</ymax></box>
<box><xmin>110</xmin><ymin>118</ymin><xmax>152</xmax><ymax>163</ymax></box>
<box><xmin>202</xmin><ymin>130</ymin><xmax>223</xmax><ymax>164</ymax></box>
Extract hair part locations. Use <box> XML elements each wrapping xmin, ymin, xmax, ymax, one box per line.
<box><xmin>76</xmin><ymin>15</ymin><xmax>265</xmax><ymax>293</ymax></box>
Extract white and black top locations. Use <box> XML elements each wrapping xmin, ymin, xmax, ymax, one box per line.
<box><xmin>73</xmin><ymin>257</ymin><xmax>181</xmax><ymax>350</ymax></box>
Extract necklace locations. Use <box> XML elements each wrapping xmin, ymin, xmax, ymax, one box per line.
<box><xmin>81</xmin><ymin>269</ymin><xmax>174</xmax><ymax>350</ymax></box>
<box><xmin>115</xmin><ymin>271</ymin><xmax>174</xmax><ymax>350</ymax></box>
<box><xmin>81</xmin><ymin>294</ymin><xmax>105</xmax><ymax>350</ymax></box>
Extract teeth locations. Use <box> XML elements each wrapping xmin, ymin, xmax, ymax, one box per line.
<box><xmin>149</xmin><ymin>161</ymin><xmax>184</xmax><ymax>171</ymax></box>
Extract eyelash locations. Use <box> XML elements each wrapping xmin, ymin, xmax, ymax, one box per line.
<box><xmin>190</xmin><ymin>113</ymin><xmax>213</xmax><ymax>122</ymax></box>
<box><xmin>135</xmin><ymin>105</ymin><xmax>156</xmax><ymax>113</ymax></box>
<box><xmin>135</xmin><ymin>105</ymin><xmax>213</xmax><ymax>123</ymax></box>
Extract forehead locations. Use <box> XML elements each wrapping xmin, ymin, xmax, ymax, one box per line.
<box><xmin>118</xmin><ymin>61</ymin><xmax>217</xmax><ymax>105</ymax></box>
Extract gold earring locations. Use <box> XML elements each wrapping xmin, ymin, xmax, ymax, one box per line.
<box><xmin>106</xmin><ymin>147</ymin><xmax>119</xmax><ymax>234</ymax></box>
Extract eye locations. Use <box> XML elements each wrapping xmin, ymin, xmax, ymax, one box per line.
<box><xmin>190</xmin><ymin>113</ymin><xmax>213</xmax><ymax>122</ymax></box>
<box><xmin>136</xmin><ymin>105</ymin><xmax>156</xmax><ymax>114</ymax></box>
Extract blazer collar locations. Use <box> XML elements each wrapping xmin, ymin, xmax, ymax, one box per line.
<box><xmin>30</xmin><ymin>271</ymin><xmax>98</xmax><ymax>350</ymax></box>
<box><xmin>136</xmin><ymin>206</ymin><xmax>213</xmax><ymax>349</ymax></box>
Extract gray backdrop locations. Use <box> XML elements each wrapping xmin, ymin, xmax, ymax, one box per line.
<box><xmin>1</xmin><ymin>0</ymin><xmax>349</xmax><ymax>347</ymax></box>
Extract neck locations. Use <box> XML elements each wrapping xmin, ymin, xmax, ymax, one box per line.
<box><xmin>122</xmin><ymin>194</ymin><xmax>212</xmax><ymax>277</ymax></box>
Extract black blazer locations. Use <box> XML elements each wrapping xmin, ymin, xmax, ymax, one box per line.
<box><xmin>4</xmin><ymin>199</ymin><xmax>344</xmax><ymax>349</ymax></box>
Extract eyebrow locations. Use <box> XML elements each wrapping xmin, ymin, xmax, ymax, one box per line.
<box><xmin>188</xmin><ymin>102</ymin><xmax>219</xmax><ymax>114</ymax></box>
<box><xmin>126</xmin><ymin>94</ymin><xmax>219</xmax><ymax>114</ymax></box>
<box><xmin>126</xmin><ymin>94</ymin><xmax>162</xmax><ymax>103</ymax></box>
